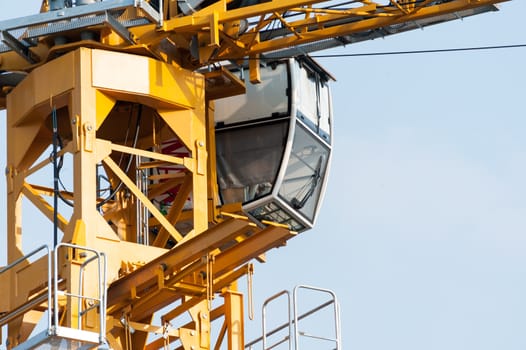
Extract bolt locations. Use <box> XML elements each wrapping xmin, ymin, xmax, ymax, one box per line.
<box><xmin>71</xmin><ymin>117</ymin><xmax>77</xmax><ymax>124</ymax></box>
<box><xmin>86</xmin><ymin>124</ymin><xmax>93</xmax><ymax>131</ymax></box>
<box><xmin>202</xmin><ymin>314</ymin><xmax>207</xmax><ymax>319</ymax></box>
<box><xmin>190</xmin><ymin>330</ymin><xmax>195</xmax><ymax>336</ymax></box>
<box><xmin>198</xmin><ymin>141</ymin><xmax>204</xmax><ymax>147</ymax></box>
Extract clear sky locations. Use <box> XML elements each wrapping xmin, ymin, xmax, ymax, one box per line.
<box><xmin>1</xmin><ymin>1</ymin><xmax>525</xmax><ymax>350</ymax></box>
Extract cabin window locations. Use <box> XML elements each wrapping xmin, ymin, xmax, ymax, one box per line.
<box><xmin>216</xmin><ymin>120</ymin><xmax>289</xmax><ymax>204</ymax></box>
<box><xmin>278</xmin><ymin>123</ymin><xmax>329</xmax><ymax>221</ymax></box>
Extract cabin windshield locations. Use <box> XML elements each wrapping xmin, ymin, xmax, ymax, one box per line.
<box><xmin>279</xmin><ymin>123</ymin><xmax>330</xmax><ymax>221</ymax></box>
<box><xmin>216</xmin><ymin>120</ymin><xmax>289</xmax><ymax>204</ymax></box>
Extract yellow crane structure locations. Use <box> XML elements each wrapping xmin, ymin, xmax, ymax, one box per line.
<box><xmin>0</xmin><ymin>0</ymin><xmax>511</xmax><ymax>349</ymax></box>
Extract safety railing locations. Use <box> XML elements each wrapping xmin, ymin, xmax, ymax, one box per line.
<box><xmin>293</xmin><ymin>285</ymin><xmax>341</xmax><ymax>350</ymax></box>
<box><xmin>53</xmin><ymin>242</ymin><xmax>107</xmax><ymax>343</ymax></box>
<box><xmin>1</xmin><ymin>243</ymin><xmax>108</xmax><ymax>349</ymax></box>
<box><xmin>0</xmin><ymin>245</ymin><xmax>52</xmax><ymax>330</ymax></box>
<box><xmin>247</xmin><ymin>284</ymin><xmax>341</xmax><ymax>350</ymax></box>
<box><xmin>262</xmin><ymin>290</ymin><xmax>292</xmax><ymax>350</ymax></box>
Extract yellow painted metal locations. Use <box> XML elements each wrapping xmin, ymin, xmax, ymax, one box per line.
<box><xmin>151</xmin><ymin>173</ymin><xmax>192</xmax><ymax>247</ymax></box>
<box><xmin>0</xmin><ymin>0</ymin><xmax>509</xmax><ymax>81</ymax></box>
<box><xmin>249</xmin><ymin>54</ymin><xmax>261</xmax><ymax>84</ymax></box>
<box><xmin>0</xmin><ymin>0</ymin><xmax>513</xmax><ymax>348</ymax></box>
<box><xmin>21</xmin><ymin>183</ymin><xmax>69</xmax><ymax>231</ymax></box>
<box><xmin>2</xmin><ymin>47</ymin><xmax>215</xmax><ymax>347</ymax></box>
<box><xmin>103</xmin><ymin>155</ymin><xmax>185</xmax><ymax>243</ymax></box>
<box><xmin>203</xmin><ymin>68</ymin><xmax>246</xmax><ymax>101</ymax></box>
<box><xmin>106</xmin><ymin>218</ymin><xmax>254</xmax><ymax>313</ymax></box>
<box><xmin>110</xmin><ymin>142</ymin><xmax>189</xmax><ymax>169</ymax></box>
<box><xmin>224</xmin><ymin>291</ymin><xmax>244</xmax><ymax>350</ymax></box>
<box><xmin>111</xmin><ymin>317</ymin><xmax>181</xmax><ymax>337</ymax></box>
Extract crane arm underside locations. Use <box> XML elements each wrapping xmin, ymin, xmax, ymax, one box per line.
<box><xmin>0</xmin><ymin>0</ymin><xmax>508</xmax><ymax>78</ymax></box>
<box><xmin>169</xmin><ymin>0</ymin><xmax>505</xmax><ymax>61</ymax></box>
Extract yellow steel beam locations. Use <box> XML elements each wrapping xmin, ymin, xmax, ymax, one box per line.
<box><xmin>124</xmin><ymin>224</ymin><xmax>291</xmax><ymax>323</ymax></box>
<box><xmin>109</xmin><ymin>142</ymin><xmax>191</xmax><ymax>170</ymax></box>
<box><xmin>111</xmin><ymin>317</ymin><xmax>181</xmax><ymax>337</ymax></box>
<box><xmin>106</xmin><ymin>218</ymin><xmax>254</xmax><ymax>311</ymax></box>
<box><xmin>235</xmin><ymin>0</ymin><xmax>508</xmax><ymax>56</ymax></box>
<box><xmin>224</xmin><ymin>291</ymin><xmax>244</xmax><ymax>350</ymax></box>
<box><xmin>147</xmin><ymin>176</ymin><xmax>186</xmax><ymax>200</ymax></box>
<box><xmin>21</xmin><ymin>183</ymin><xmax>68</xmax><ymax>231</ymax></box>
<box><xmin>140</xmin><ymin>0</ymin><xmax>508</xmax><ymax>62</ymax></box>
<box><xmin>152</xmin><ymin>173</ymin><xmax>193</xmax><ymax>247</ymax></box>
<box><xmin>25</xmin><ymin>143</ymin><xmax>72</xmax><ymax>179</ymax></box>
<box><xmin>161</xmin><ymin>0</ymin><xmax>324</xmax><ymax>32</ymax></box>
<box><xmin>212</xmin><ymin>226</ymin><xmax>294</xmax><ymax>277</ymax></box>
<box><xmin>103</xmin><ymin>155</ymin><xmax>185</xmax><ymax>244</ymax></box>
<box><xmin>129</xmin><ymin>263</ymin><xmax>250</xmax><ymax>322</ymax></box>
<box><xmin>110</xmin><ymin>221</ymin><xmax>272</xmax><ymax>324</ymax></box>
<box><xmin>0</xmin><ymin>0</ymin><xmax>509</xmax><ymax>76</ymax></box>
<box><xmin>159</xmin><ymin>264</ymin><xmax>252</xmax><ymax>326</ymax></box>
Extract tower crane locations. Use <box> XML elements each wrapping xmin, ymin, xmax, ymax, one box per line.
<box><xmin>0</xmin><ymin>0</ymin><xmax>511</xmax><ymax>349</ymax></box>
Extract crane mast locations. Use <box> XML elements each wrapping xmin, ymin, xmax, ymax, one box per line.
<box><xmin>0</xmin><ymin>1</ymin><xmax>510</xmax><ymax>349</ymax></box>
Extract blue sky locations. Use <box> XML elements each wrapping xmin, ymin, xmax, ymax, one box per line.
<box><xmin>1</xmin><ymin>1</ymin><xmax>525</xmax><ymax>349</ymax></box>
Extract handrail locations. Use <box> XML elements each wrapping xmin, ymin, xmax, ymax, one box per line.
<box><xmin>78</xmin><ymin>252</ymin><xmax>100</xmax><ymax>329</ymax></box>
<box><xmin>0</xmin><ymin>245</ymin><xmax>49</xmax><ymax>274</ymax></box>
<box><xmin>247</xmin><ymin>285</ymin><xmax>341</xmax><ymax>350</ymax></box>
<box><xmin>0</xmin><ymin>243</ymin><xmax>108</xmax><ymax>347</ymax></box>
<box><xmin>262</xmin><ymin>290</ymin><xmax>292</xmax><ymax>350</ymax></box>
<box><xmin>246</xmin><ymin>299</ymin><xmax>336</xmax><ymax>349</ymax></box>
<box><xmin>0</xmin><ymin>245</ymin><xmax>52</xmax><ymax>330</ymax></box>
<box><xmin>53</xmin><ymin>243</ymin><xmax>107</xmax><ymax>343</ymax></box>
<box><xmin>293</xmin><ymin>285</ymin><xmax>341</xmax><ymax>350</ymax></box>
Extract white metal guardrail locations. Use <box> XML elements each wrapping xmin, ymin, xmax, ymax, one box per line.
<box><xmin>247</xmin><ymin>284</ymin><xmax>341</xmax><ymax>350</ymax></box>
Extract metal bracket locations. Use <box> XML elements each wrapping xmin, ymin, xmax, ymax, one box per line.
<box><xmin>103</xmin><ymin>11</ymin><xmax>136</xmax><ymax>45</ymax></box>
<box><xmin>0</xmin><ymin>31</ymin><xmax>38</xmax><ymax>64</ymax></box>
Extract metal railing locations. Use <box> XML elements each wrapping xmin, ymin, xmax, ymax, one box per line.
<box><xmin>0</xmin><ymin>243</ymin><xmax>108</xmax><ymax>348</ymax></box>
<box><xmin>293</xmin><ymin>285</ymin><xmax>341</xmax><ymax>350</ymax></box>
<box><xmin>262</xmin><ymin>290</ymin><xmax>292</xmax><ymax>350</ymax></box>
<box><xmin>247</xmin><ymin>284</ymin><xmax>341</xmax><ymax>350</ymax></box>
<box><xmin>54</xmin><ymin>243</ymin><xmax>107</xmax><ymax>342</ymax></box>
<box><xmin>0</xmin><ymin>245</ymin><xmax>52</xmax><ymax>329</ymax></box>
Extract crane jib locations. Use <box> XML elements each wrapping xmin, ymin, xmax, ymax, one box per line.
<box><xmin>0</xmin><ymin>0</ymin><xmax>508</xmax><ymax>74</ymax></box>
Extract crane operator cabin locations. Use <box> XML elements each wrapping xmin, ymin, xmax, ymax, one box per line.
<box><xmin>214</xmin><ymin>57</ymin><xmax>333</xmax><ymax>232</ymax></box>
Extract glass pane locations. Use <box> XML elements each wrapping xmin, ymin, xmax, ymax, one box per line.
<box><xmin>279</xmin><ymin>123</ymin><xmax>330</xmax><ymax>221</ymax></box>
<box><xmin>249</xmin><ymin>202</ymin><xmax>306</xmax><ymax>232</ymax></box>
<box><xmin>214</xmin><ymin>62</ymin><xmax>290</xmax><ymax>125</ymax></box>
<box><xmin>216</xmin><ymin>120</ymin><xmax>289</xmax><ymax>204</ymax></box>
<box><xmin>296</xmin><ymin>61</ymin><xmax>332</xmax><ymax>142</ymax></box>
<box><xmin>318</xmin><ymin>82</ymin><xmax>332</xmax><ymax>142</ymax></box>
